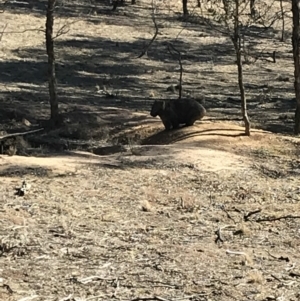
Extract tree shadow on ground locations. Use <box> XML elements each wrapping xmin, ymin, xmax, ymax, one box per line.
<box><xmin>142</xmin><ymin>126</ymin><xmax>246</xmax><ymax>145</ymax></box>
<box><xmin>0</xmin><ymin>0</ymin><xmax>297</xmax><ymax>153</ymax></box>
<box><xmin>0</xmin><ymin>165</ymin><xmax>52</xmax><ymax>178</ymax></box>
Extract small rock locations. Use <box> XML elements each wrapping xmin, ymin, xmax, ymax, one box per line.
<box><xmin>22</xmin><ymin>118</ymin><xmax>31</xmax><ymax>127</ymax></box>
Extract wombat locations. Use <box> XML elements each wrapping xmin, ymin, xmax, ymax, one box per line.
<box><xmin>150</xmin><ymin>99</ymin><xmax>206</xmax><ymax>130</ymax></box>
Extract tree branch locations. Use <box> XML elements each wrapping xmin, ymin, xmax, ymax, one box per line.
<box><xmin>137</xmin><ymin>0</ymin><xmax>158</xmax><ymax>58</ymax></box>
<box><xmin>0</xmin><ymin>128</ymin><xmax>44</xmax><ymax>141</ymax></box>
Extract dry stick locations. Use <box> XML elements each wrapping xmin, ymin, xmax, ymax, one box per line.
<box><xmin>4</xmin><ymin>28</ymin><xmax>44</xmax><ymax>34</ymax></box>
<box><xmin>0</xmin><ymin>128</ymin><xmax>44</xmax><ymax>141</ymax></box>
<box><xmin>137</xmin><ymin>0</ymin><xmax>158</xmax><ymax>58</ymax></box>
<box><xmin>267</xmin><ymin>251</ymin><xmax>289</xmax><ymax>262</ymax></box>
<box><xmin>215</xmin><ymin>225</ymin><xmax>232</xmax><ymax>243</ymax></box>
<box><xmin>271</xmin><ymin>274</ymin><xmax>282</xmax><ymax>282</ymax></box>
<box><xmin>167</xmin><ymin>43</ymin><xmax>182</xmax><ymax>99</ymax></box>
<box><xmin>0</xmin><ymin>23</ymin><xmax>8</xmax><ymax>43</ymax></box>
<box><xmin>226</xmin><ymin>249</ymin><xmax>252</xmax><ymax>265</ymax></box>
<box><xmin>256</xmin><ymin>214</ymin><xmax>300</xmax><ymax>222</ymax></box>
<box><xmin>17</xmin><ymin>296</ymin><xmax>39</xmax><ymax>301</ymax></box>
<box><xmin>77</xmin><ymin>275</ymin><xmax>118</xmax><ymax>284</ymax></box>
<box><xmin>226</xmin><ymin>249</ymin><xmax>246</xmax><ymax>256</ymax></box>
<box><xmin>289</xmin><ymin>271</ymin><xmax>300</xmax><ymax>278</ymax></box>
<box><xmin>219</xmin><ymin>205</ymin><xmax>236</xmax><ymax>223</ymax></box>
<box><xmin>131</xmin><ymin>296</ymin><xmax>170</xmax><ymax>301</ymax></box>
<box><xmin>215</xmin><ymin>227</ymin><xmax>224</xmax><ymax>243</ymax></box>
<box><xmin>244</xmin><ymin>208</ymin><xmax>261</xmax><ymax>221</ymax></box>
<box><xmin>53</xmin><ymin>19</ymin><xmax>84</xmax><ymax>40</ymax></box>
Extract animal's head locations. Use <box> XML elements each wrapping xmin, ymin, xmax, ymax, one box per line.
<box><xmin>150</xmin><ymin>100</ymin><xmax>166</xmax><ymax>117</ymax></box>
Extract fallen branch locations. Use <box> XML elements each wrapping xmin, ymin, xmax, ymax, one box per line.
<box><xmin>137</xmin><ymin>0</ymin><xmax>158</xmax><ymax>58</ymax></box>
<box><xmin>244</xmin><ymin>208</ymin><xmax>262</xmax><ymax>221</ymax></box>
<box><xmin>0</xmin><ymin>128</ymin><xmax>44</xmax><ymax>141</ymax></box>
<box><xmin>256</xmin><ymin>214</ymin><xmax>300</xmax><ymax>222</ymax></box>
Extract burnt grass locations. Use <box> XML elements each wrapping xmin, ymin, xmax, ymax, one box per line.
<box><xmin>1</xmin><ymin>0</ymin><xmax>300</xmax><ymax>301</ymax></box>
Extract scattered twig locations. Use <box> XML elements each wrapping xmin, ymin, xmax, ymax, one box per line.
<box><xmin>3</xmin><ymin>283</ymin><xmax>13</xmax><ymax>294</ymax></box>
<box><xmin>256</xmin><ymin>215</ymin><xmax>300</xmax><ymax>222</ymax></box>
<box><xmin>131</xmin><ymin>296</ymin><xmax>170</xmax><ymax>301</ymax></box>
<box><xmin>167</xmin><ymin>43</ymin><xmax>183</xmax><ymax>99</ymax></box>
<box><xmin>289</xmin><ymin>271</ymin><xmax>300</xmax><ymax>278</ymax></box>
<box><xmin>17</xmin><ymin>296</ymin><xmax>39</xmax><ymax>301</ymax></box>
<box><xmin>267</xmin><ymin>251</ymin><xmax>290</xmax><ymax>262</ymax></box>
<box><xmin>0</xmin><ymin>23</ymin><xmax>8</xmax><ymax>43</ymax></box>
<box><xmin>215</xmin><ymin>227</ymin><xmax>224</xmax><ymax>243</ymax></box>
<box><xmin>58</xmin><ymin>295</ymin><xmax>73</xmax><ymax>301</ymax></box>
<box><xmin>3</xmin><ymin>28</ymin><xmax>45</xmax><ymax>35</ymax></box>
<box><xmin>215</xmin><ymin>225</ymin><xmax>234</xmax><ymax>243</ymax></box>
<box><xmin>219</xmin><ymin>204</ymin><xmax>236</xmax><ymax>223</ymax></box>
<box><xmin>226</xmin><ymin>249</ymin><xmax>245</xmax><ymax>256</ymax></box>
<box><xmin>0</xmin><ymin>239</ymin><xmax>18</xmax><ymax>257</ymax></box>
<box><xmin>139</xmin><ymin>280</ymin><xmax>180</xmax><ymax>289</ymax></box>
<box><xmin>244</xmin><ymin>208</ymin><xmax>262</xmax><ymax>221</ymax></box>
<box><xmin>77</xmin><ymin>275</ymin><xmax>119</xmax><ymax>284</ymax></box>
<box><xmin>86</xmin><ymin>295</ymin><xmax>108</xmax><ymax>301</ymax></box>
<box><xmin>137</xmin><ymin>0</ymin><xmax>158</xmax><ymax>58</ymax></box>
<box><xmin>271</xmin><ymin>274</ymin><xmax>282</xmax><ymax>282</ymax></box>
<box><xmin>226</xmin><ymin>249</ymin><xmax>253</xmax><ymax>265</ymax></box>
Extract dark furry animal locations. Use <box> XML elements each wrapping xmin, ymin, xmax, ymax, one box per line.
<box><xmin>150</xmin><ymin>99</ymin><xmax>206</xmax><ymax>130</ymax></box>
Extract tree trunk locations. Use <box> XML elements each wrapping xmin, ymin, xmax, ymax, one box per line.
<box><xmin>280</xmin><ymin>0</ymin><xmax>285</xmax><ymax>41</ymax></box>
<box><xmin>233</xmin><ymin>0</ymin><xmax>250</xmax><ymax>136</ymax></box>
<box><xmin>250</xmin><ymin>0</ymin><xmax>255</xmax><ymax>18</ymax></box>
<box><xmin>182</xmin><ymin>0</ymin><xmax>188</xmax><ymax>16</ymax></box>
<box><xmin>46</xmin><ymin>0</ymin><xmax>59</xmax><ymax>125</ymax></box>
<box><xmin>292</xmin><ymin>0</ymin><xmax>300</xmax><ymax>134</ymax></box>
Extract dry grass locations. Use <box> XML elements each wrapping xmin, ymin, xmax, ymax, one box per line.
<box><xmin>0</xmin><ymin>0</ymin><xmax>300</xmax><ymax>300</ymax></box>
<box><xmin>0</xmin><ymin>138</ymin><xmax>300</xmax><ymax>300</ymax></box>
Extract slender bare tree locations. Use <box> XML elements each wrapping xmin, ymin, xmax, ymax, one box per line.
<box><xmin>292</xmin><ymin>0</ymin><xmax>300</xmax><ymax>134</ymax></box>
<box><xmin>232</xmin><ymin>0</ymin><xmax>250</xmax><ymax>136</ymax></box>
<box><xmin>46</xmin><ymin>0</ymin><xmax>59</xmax><ymax>125</ymax></box>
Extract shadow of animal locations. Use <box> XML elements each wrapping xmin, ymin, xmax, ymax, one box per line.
<box><xmin>150</xmin><ymin>99</ymin><xmax>206</xmax><ymax>130</ymax></box>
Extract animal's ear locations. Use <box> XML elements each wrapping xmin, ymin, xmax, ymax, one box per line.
<box><xmin>162</xmin><ymin>101</ymin><xmax>166</xmax><ymax>110</ymax></box>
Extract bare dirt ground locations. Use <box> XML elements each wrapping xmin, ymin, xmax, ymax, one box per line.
<box><xmin>1</xmin><ymin>0</ymin><xmax>300</xmax><ymax>301</ymax></box>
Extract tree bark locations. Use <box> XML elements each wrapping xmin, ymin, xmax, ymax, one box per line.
<box><xmin>292</xmin><ymin>0</ymin><xmax>300</xmax><ymax>134</ymax></box>
<box><xmin>46</xmin><ymin>0</ymin><xmax>59</xmax><ymax>125</ymax></box>
<box><xmin>233</xmin><ymin>0</ymin><xmax>250</xmax><ymax>136</ymax></box>
<box><xmin>182</xmin><ymin>0</ymin><xmax>188</xmax><ymax>16</ymax></box>
<box><xmin>250</xmin><ymin>0</ymin><xmax>255</xmax><ymax>18</ymax></box>
<box><xmin>280</xmin><ymin>0</ymin><xmax>285</xmax><ymax>41</ymax></box>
